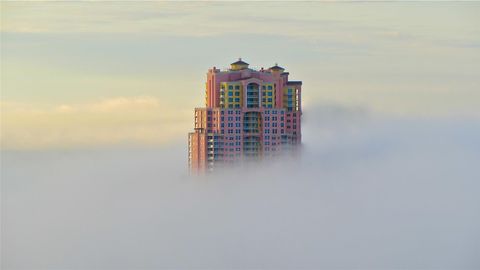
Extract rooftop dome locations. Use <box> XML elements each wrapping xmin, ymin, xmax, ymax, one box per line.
<box><xmin>230</xmin><ymin>58</ymin><xmax>249</xmax><ymax>70</ymax></box>
<box><xmin>269</xmin><ymin>63</ymin><xmax>285</xmax><ymax>72</ymax></box>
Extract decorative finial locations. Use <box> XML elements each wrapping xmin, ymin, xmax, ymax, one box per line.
<box><xmin>275</xmin><ymin>62</ymin><xmax>278</xmax><ymax>66</ymax></box>
<box><xmin>239</xmin><ymin>57</ymin><xmax>242</xmax><ymax>61</ymax></box>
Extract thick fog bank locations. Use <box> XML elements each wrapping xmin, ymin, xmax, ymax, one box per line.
<box><xmin>2</xmin><ymin>115</ymin><xmax>480</xmax><ymax>269</ymax></box>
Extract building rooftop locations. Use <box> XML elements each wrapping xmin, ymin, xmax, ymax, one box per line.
<box><xmin>269</xmin><ymin>63</ymin><xmax>285</xmax><ymax>71</ymax></box>
<box><xmin>231</xmin><ymin>58</ymin><xmax>249</xmax><ymax>66</ymax></box>
<box><xmin>230</xmin><ymin>58</ymin><xmax>250</xmax><ymax>71</ymax></box>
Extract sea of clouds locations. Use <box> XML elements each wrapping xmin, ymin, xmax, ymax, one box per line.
<box><xmin>2</xmin><ymin>105</ymin><xmax>480</xmax><ymax>269</ymax></box>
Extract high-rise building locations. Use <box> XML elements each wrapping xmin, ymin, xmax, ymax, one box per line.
<box><xmin>188</xmin><ymin>59</ymin><xmax>302</xmax><ymax>172</ymax></box>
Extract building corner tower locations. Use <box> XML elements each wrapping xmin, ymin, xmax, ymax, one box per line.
<box><xmin>188</xmin><ymin>59</ymin><xmax>302</xmax><ymax>173</ymax></box>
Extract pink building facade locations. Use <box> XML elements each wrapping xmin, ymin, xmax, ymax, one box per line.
<box><xmin>188</xmin><ymin>59</ymin><xmax>302</xmax><ymax>172</ymax></box>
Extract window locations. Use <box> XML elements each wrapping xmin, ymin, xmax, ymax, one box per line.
<box><xmin>235</xmin><ymin>85</ymin><xmax>240</xmax><ymax>90</ymax></box>
<box><xmin>268</xmin><ymin>92</ymin><xmax>273</xmax><ymax>96</ymax></box>
<box><xmin>228</xmin><ymin>92</ymin><xmax>233</xmax><ymax>96</ymax></box>
<box><xmin>268</xmin><ymin>85</ymin><xmax>273</xmax><ymax>90</ymax></box>
<box><xmin>235</xmin><ymin>92</ymin><xmax>240</xmax><ymax>96</ymax></box>
<box><xmin>228</xmin><ymin>85</ymin><xmax>233</xmax><ymax>90</ymax></box>
<box><xmin>228</xmin><ymin>98</ymin><xmax>233</xmax><ymax>102</ymax></box>
<box><xmin>235</xmin><ymin>98</ymin><xmax>240</xmax><ymax>102</ymax></box>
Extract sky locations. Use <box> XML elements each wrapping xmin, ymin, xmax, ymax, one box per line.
<box><xmin>1</xmin><ymin>1</ymin><xmax>480</xmax><ymax>149</ymax></box>
<box><xmin>2</xmin><ymin>2</ymin><xmax>480</xmax><ymax>269</ymax></box>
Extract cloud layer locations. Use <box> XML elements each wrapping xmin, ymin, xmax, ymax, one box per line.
<box><xmin>2</xmin><ymin>113</ymin><xmax>479</xmax><ymax>269</ymax></box>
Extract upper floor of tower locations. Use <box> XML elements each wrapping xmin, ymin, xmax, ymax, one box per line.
<box><xmin>205</xmin><ymin>59</ymin><xmax>302</xmax><ymax>112</ymax></box>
